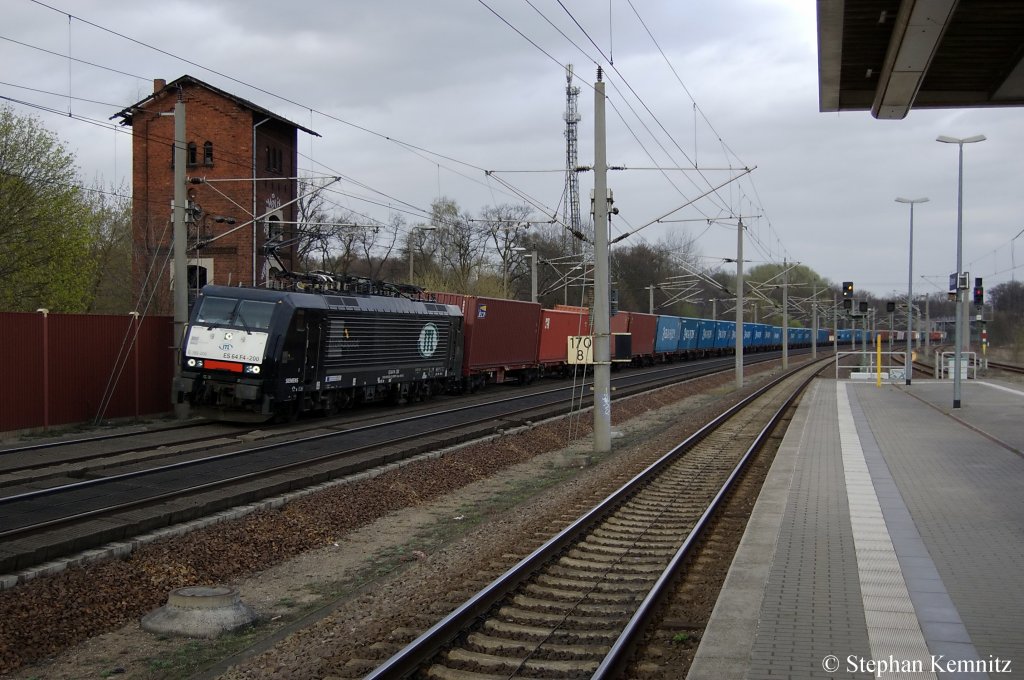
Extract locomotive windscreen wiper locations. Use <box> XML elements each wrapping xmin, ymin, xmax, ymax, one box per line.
<box><xmin>234</xmin><ymin>309</ymin><xmax>253</xmax><ymax>335</ymax></box>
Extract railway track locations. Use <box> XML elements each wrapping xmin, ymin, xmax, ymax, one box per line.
<box><xmin>0</xmin><ymin>351</ymin><xmax>807</xmax><ymax>578</ymax></box>
<box><xmin>988</xmin><ymin>359</ymin><xmax>1024</xmax><ymax>375</ymax></box>
<box><xmin>0</xmin><ymin>361</ymin><xmax>717</xmax><ymax>490</ymax></box>
<box><xmin>0</xmin><ymin>421</ymin><xmax>248</xmax><ymax>483</ymax></box>
<box><xmin>0</xmin><ymin>351</ymin><xmax>798</xmax><ymax>483</ymax></box>
<box><xmin>363</xmin><ymin>356</ymin><xmax>830</xmax><ymax>679</ymax></box>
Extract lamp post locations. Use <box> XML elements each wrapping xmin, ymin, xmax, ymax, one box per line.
<box><xmin>511</xmin><ymin>247</ymin><xmax>538</xmax><ymax>302</ymax></box>
<box><xmin>563</xmin><ymin>264</ymin><xmax>583</xmax><ymax>304</ymax></box>
<box><xmin>936</xmin><ymin>134</ymin><xmax>985</xmax><ymax>409</ymax></box>
<box><xmin>895</xmin><ymin>197</ymin><xmax>928</xmax><ymax>385</ymax></box>
<box><xmin>408</xmin><ymin>226</ymin><xmax>436</xmax><ymax>284</ymax></box>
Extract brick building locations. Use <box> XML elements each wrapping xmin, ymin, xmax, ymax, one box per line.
<box><xmin>114</xmin><ymin>75</ymin><xmax>318</xmax><ymax>313</ymax></box>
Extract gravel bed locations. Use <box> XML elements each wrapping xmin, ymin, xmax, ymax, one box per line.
<box><xmin>2</xmin><ymin>360</ymin><xmax>791</xmax><ymax>679</ymax></box>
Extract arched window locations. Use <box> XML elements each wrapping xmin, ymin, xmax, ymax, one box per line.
<box><xmin>203</xmin><ymin>141</ymin><xmax>213</xmax><ymax>166</ymax></box>
<box><xmin>187</xmin><ymin>142</ymin><xmax>197</xmax><ymax>166</ymax></box>
<box><xmin>267</xmin><ymin>214</ymin><xmax>283</xmax><ymax>239</ymax></box>
<box><xmin>187</xmin><ymin>264</ymin><xmax>208</xmax><ymax>290</ymax></box>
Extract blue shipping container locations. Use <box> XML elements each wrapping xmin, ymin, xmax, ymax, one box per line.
<box><xmin>655</xmin><ymin>316</ymin><xmax>683</xmax><ymax>354</ymax></box>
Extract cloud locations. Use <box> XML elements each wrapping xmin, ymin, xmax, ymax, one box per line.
<box><xmin>2</xmin><ymin>0</ymin><xmax>1021</xmax><ymax>297</ymax></box>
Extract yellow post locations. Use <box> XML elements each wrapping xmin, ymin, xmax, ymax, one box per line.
<box><xmin>876</xmin><ymin>333</ymin><xmax>882</xmax><ymax>387</ymax></box>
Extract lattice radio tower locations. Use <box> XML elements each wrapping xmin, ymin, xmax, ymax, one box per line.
<box><xmin>563</xmin><ymin>64</ymin><xmax>582</xmax><ymax>254</ymax></box>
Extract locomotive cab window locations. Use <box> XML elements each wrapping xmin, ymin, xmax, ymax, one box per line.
<box><xmin>196</xmin><ymin>296</ymin><xmax>276</xmax><ymax>330</ymax></box>
<box><xmin>236</xmin><ymin>300</ymin><xmax>275</xmax><ymax>330</ymax></box>
<box><xmin>196</xmin><ymin>296</ymin><xmax>235</xmax><ymax>325</ymax></box>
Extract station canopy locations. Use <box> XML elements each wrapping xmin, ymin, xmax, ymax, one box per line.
<box><xmin>817</xmin><ymin>0</ymin><xmax>1024</xmax><ymax>119</ymax></box>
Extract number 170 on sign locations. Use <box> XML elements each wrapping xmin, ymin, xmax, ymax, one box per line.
<box><xmin>567</xmin><ymin>335</ymin><xmax>594</xmax><ymax>365</ymax></box>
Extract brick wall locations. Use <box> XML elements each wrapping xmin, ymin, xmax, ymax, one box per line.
<box><xmin>130</xmin><ymin>79</ymin><xmax>299</xmax><ymax>312</ymax></box>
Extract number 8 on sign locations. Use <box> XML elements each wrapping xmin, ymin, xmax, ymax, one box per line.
<box><xmin>568</xmin><ymin>335</ymin><xmax>594</xmax><ymax>365</ymax></box>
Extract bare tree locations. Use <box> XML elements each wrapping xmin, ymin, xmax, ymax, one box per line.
<box><xmin>478</xmin><ymin>204</ymin><xmax>535</xmax><ymax>296</ymax></box>
<box><xmin>294</xmin><ymin>176</ymin><xmax>335</xmax><ymax>271</ymax></box>
<box><xmin>431</xmin><ymin>198</ymin><xmax>487</xmax><ymax>292</ymax></box>
<box><xmin>358</xmin><ymin>213</ymin><xmax>401</xmax><ymax>281</ymax></box>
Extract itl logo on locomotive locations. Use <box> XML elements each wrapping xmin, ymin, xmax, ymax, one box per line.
<box><xmin>418</xmin><ymin>323</ymin><xmax>439</xmax><ymax>358</ymax></box>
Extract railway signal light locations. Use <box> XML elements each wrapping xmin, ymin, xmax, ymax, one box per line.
<box><xmin>973</xmin><ymin>285</ymin><xmax>984</xmax><ymax>305</ymax></box>
<box><xmin>842</xmin><ymin>281</ymin><xmax>853</xmax><ymax>298</ymax></box>
<box><xmin>859</xmin><ymin>301</ymin><xmax>868</xmax><ymax>313</ymax></box>
<box><xmin>843</xmin><ymin>299</ymin><xmax>852</xmax><ymax>310</ymax></box>
<box><xmin>886</xmin><ymin>302</ymin><xmax>896</xmax><ymax>313</ymax></box>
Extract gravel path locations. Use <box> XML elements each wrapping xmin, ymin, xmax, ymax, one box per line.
<box><xmin>3</xmin><ymin>361</ymin><xmax>788</xmax><ymax>679</ymax></box>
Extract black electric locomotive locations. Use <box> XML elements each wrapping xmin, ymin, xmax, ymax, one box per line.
<box><xmin>178</xmin><ymin>284</ymin><xmax>464</xmax><ymax>422</ymax></box>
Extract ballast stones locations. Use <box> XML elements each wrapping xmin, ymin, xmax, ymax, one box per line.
<box><xmin>141</xmin><ymin>585</ymin><xmax>257</xmax><ymax>638</ymax></box>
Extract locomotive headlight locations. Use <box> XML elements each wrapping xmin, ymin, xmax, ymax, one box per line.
<box><xmin>244</xmin><ymin>365</ymin><xmax>261</xmax><ymax>375</ymax></box>
<box><xmin>186</xmin><ymin>358</ymin><xmax>202</xmax><ymax>368</ymax></box>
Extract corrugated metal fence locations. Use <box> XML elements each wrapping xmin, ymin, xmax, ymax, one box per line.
<box><xmin>0</xmin><ymin>312</ymin><xmax>175</xmax><ymax>433</ymax></box>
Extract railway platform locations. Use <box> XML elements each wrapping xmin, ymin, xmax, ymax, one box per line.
<box><xmin>689</xmin><ymin>378</ymin><xmax>1024</xmax><ymax>679</ymax></box>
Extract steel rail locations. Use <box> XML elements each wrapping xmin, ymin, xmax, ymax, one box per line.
<box><xmin>593</xmin><ymin>359</ymin><xmax>825</xmax><ymax>677</ymax></box>
<box><xmin>988</xmin><ymin>360</ymin><xmax>1024</xmax><ymax>375</ymax></box>
<box><xmin>365</xmin><ymin>356</ymin><xmax>831</xmax><ymax>679</ymax></box>
<box><xmin>0</xmin><ymin>350</ymin><xmax>792</xmax><ymax>507</ymax></box>
<box><xmin>0</xmin><ymin>353</ymin><xmax>791</xmax><ymax>544</ymax></box>
<box><xmin>0</xmin><ymin>386</ymin><xmax>596</xmax><ymax>541</ymax></box>
<box><xmin>0</xmin><ymin>420</ymin><xmax>209</xmax><ymax>456</ymax></box>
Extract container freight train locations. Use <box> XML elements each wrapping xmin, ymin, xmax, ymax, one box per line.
<box><xmin>179</xmin><ymin>283</ymin><xmax>829</xmax><ymax>422</ymax></box>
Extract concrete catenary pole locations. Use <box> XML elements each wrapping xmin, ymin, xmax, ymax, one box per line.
<box><xmin>735</xmin><ymin>219</ymin><xmax>744</xmax><ymax>389</ymax></box>
<box><xmin>172</xmin><ymin>96</ymin><xmax>190</xmax><ymax>420</ymax></box>
<box><xmin>592</xmin><ymin>68</ymin><xmax>611</xmax><ymax>453</ymax></box>
<box><xmin>833</xmin><ymin>294</ymin><xmax>838</xmax><ymax>355</ymax></box>
<box><xmin>812</xmin><ymin>284</ymin><xmax>818</xmax><ymax>359</ymax></box>
<box><xmin>530</xmin><ymin>250</ymin><xmax>538</xmax><ymax>303</ymax></box>
<box><xmin>782</xmin><ymin>259</ymin><xmax>789</xmax><ymax>370</ymax></box>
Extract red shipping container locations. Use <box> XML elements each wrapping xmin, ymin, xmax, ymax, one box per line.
<box><xmin>554</xmin><ymin>304</ymin><xmax>589</xmax><ymax>315</ymax></box>
<box><xmin>538</xmin><ymin>307</ymin><xmax>590</xmax><ymax>367</ymax></box>
<box><xmin>429</xmin><ymin>293</ymin><xmax>542</xmax><ymax>381</ymax></box>
<box><xmin>611</xmin><ymin>311</ymin><xmax>657</xmax><ymax>361</ymax></box>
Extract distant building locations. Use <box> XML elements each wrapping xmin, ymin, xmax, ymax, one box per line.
<box><xmin>114</xmin><ymin>75</ymin><xmax>318</xmax><ymax>313</ymax></box>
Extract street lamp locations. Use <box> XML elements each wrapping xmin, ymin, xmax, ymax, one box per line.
<box><xmin>895</xmin><ymin>196</ymin><xmax>928</xmax><ymax>385</ymax></box>
<box><xmin>936</xmin><ymin>134</ymin><xmax>985</xmax><ymax>409</ymax></box>
<box><xmin>563</xmin><ymin>264</ymin><xmax>583</xmax><ymax>304</ymax></box>
<box><xmin>408</xmin><ymin>226</ymin><xmax>436</xmax><ymax>284</ymax></box>
<box><xmin>511</xmin><ymin>247</ymin><xmax>538</xmax><ymax>303</ymax></box>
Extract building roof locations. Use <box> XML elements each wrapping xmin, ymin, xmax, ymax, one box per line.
<box><xmin>112</xmin><ymin>74</ymin><xmax>320</xmax><ymax>137</ymax></box>
<box><xmin>817</xmin><ymin>0</ymin><xmax>1024</xmax><ymax>119</ymax></box>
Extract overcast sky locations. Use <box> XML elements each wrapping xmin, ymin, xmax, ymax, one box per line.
<box><xmin>4</xmin><ymin>0</ymin><xmax>1022</xmax><ymax>299</ymax></box>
